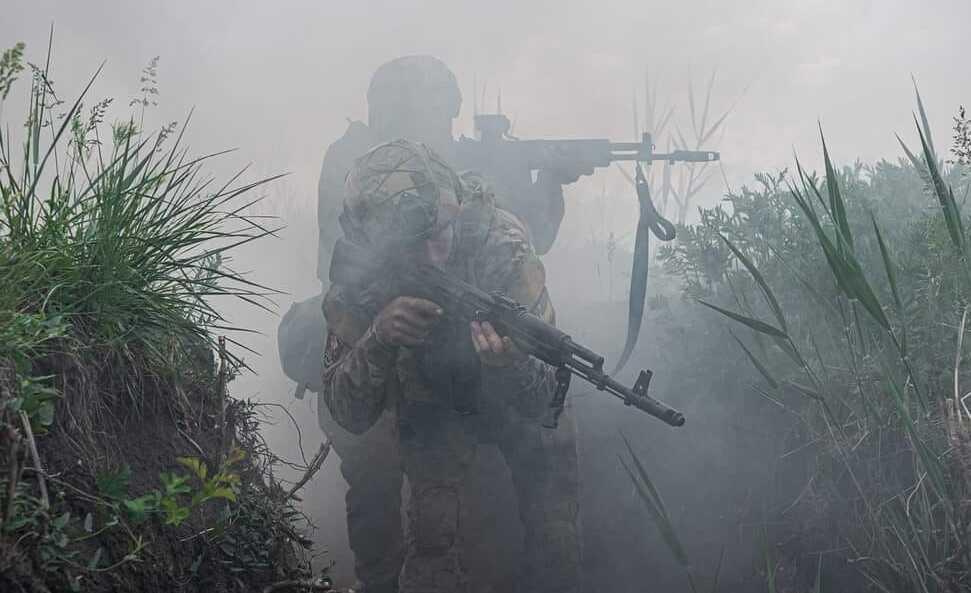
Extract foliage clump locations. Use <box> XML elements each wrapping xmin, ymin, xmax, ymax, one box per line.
<box><xmin>0</xmin><ymin>42</ymin><xmax>319</xmax><ymax>592</ymax></box>
<box><xmin>658</xmin><ymin>95</ymin><xmax>971</xmax><ymax>591</ymax></box>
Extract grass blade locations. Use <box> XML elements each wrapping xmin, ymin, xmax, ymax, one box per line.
<box><xmin>698</xmin><ymin>299</ymin><xmax>787</xmax><ymax>338</ymax></box>
<box><xmin>915</xmin><ymin>115</ymin><xmax>966</xmax><ymax>254</ymax></box>
<box><xmin>620</xmin><ymin>435</ymin><xmax>697</xmax><ymax>592</ymax></box>
<box><xmin>820</xmin><ymin>127</ymin><xmax>854</xmax><ymax>251</ymax></box>
<box><xmin>718</xmin><ymin>232</ymin><xmax>787</xmax><ymax>332</ymax></box>
<box><xmin>912</xmin><ymin>78</ymin><xmax>936</xmax><ymax>160</ymax></box>
<box><xmin>870</xmin><ymin>214</ymin><xmax>902</xmax><ymax>312</ymax></box>
<box><xmin>730</xmin><ymin>330</ymin><xmax>780</xmax><ymax>389</ymax></box>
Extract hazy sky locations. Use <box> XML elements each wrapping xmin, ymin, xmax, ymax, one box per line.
<box><xmin>4</xmin><ymin>0</ymin><xmax>970</xmax><ymax>219</ymax></box>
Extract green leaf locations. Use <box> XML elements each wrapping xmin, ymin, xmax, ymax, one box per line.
<box><xmin>161</xmin><ymin>497</ymin><xmax>191</xmax><ymax>526</ymax></box>
<box><xmin>4</xmin><ymin>516</ymin><xmax>34</xmax><ymax>532</ymax></box>
<box><xmin>788</xmin><ymin>178</ymin><xmax>851</xmax><ymax>294</ymax></box>
<box><xmin>177</xmin><ymin>456</ymin><xmax>207</xmax><ymax>481</ymax></box>
<box><xmin>915</xmin><ymin>115</ymin><xmax>966</xmax><ymax>255</ymax></box>
<box><xmin>789</xmin><ymin>177</ymin><xmax>891</xmax><ymax>330</ymax></box>
<box><xmin>223</xmin><ymin>447</ymin><xmax>246</xmax><ymax>468</ymax></box>
<box><xmin>718</xmin><ymin>232</ymin><xmax>787</xmax><ymax>333</ymax></box>
<box><xmin>123</xmin><ymin>493</ymin><xmax>159</xmax><ymax>523</ymax></box>
<box><xmin>771</xmin><ymin>335</ymin><xmax>803</xmax><ymax>368</ymax></box>
<box><xmin>160</xmin><ymin>472</ymin><xmax>191</xmax><ymax>497</ymax></box>
<box><xmin>96</xmin><ymin>465</ymin><xmax>132</xmax><ymax>500</ymax></box>
<box><xmin>33</xmin><ymin>401</ymin><xmax>55</xmax><ymax>429</ymax></box>
<box><xmin>912</xmin><ymin>79</ymin><xmax>936</xmax><ymax>159</ymax></box>
<box><xmin>207</xmin><ymin>487</ymin><xmax>237</xmax><ymax>503</ymax></box>
<box><xmin>895</xmin><ymin>132</ymin><xmax>924</xmax><ymax>173</ymax></box>
<box><xmin>820</xmin><ymin>127</ymin><xmax>853</xmax><ymax>252</ymax></box>
<box><xmin>729</xmin><ymin>330</ymin><xmax>780</xmax><ymax>389</ymax></box>
<box><xmin>870</xmin><ymin>214</ymin><xmax>901</xmax><ymax>312</ymax></box>
<box><xmin>620</xmin><ymin>446</ymin><xmax>691</xmax><ymax>567</ymax></box>
<box><xmin>698</xmin><ymin>300</ymin><xmax>787</xmax><ymax>338</ymax></box>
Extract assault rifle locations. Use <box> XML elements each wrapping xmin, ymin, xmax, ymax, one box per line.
<box><xmin>458</xmin><ymin>113</ymin><xmax>720</xmax><ymax>375</ymax></box>
<box><xmin>331</xmin><ymin>238</ymin><xmax>686</xmax><ymax>429</ymax></box>
<box><xmin>456</xmin><ymin>113</ymin><xmax>719</xmax><ymax>173</ymax></box>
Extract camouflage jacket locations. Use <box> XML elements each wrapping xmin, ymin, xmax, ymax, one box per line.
<box><xmin>320</xmin><ymin>198</ymin><xmax>557</xmax><ymax>435</ymax></box>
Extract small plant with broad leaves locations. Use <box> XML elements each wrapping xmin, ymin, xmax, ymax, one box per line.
<box><xmin>95</xmin><ymin>448</ymin><xmax>245</xmax><ymax>527</ymax></box>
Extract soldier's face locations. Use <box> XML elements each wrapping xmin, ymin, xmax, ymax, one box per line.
<box><xmin>422</xmin><ymin>201</ymin><xmax>459</xmax><ymax>269</ymax></box>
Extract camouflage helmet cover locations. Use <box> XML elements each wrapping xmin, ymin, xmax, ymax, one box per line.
<box><xmin>341</xmin><ymin>139</ymin><xmax>463</xmax><ymax>250</ymax></box>
<box><xmin>366</xmin><ymin>55</ymin><xmax>462</xmax><ymax>119</ymax></box>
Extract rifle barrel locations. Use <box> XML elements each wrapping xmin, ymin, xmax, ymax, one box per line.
<box><xmin>569</xmin><ymin>361</ymin><xmax>685</xmax><ymax>427</ymax></box>
<box><xmin>608</xmin><ymin>143</ymin><xmax>720</xmax><ymax>163</ymax></box>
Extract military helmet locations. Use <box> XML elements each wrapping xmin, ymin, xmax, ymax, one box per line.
<box><xmin>341</xmin><ymin>139</ymin><xmax>463</xmax><ymax>250</ymax></box>
<box><xmin>367</xmin><ymin>55</ymin><xmax>462</xmax><ymax>120</ymax></box>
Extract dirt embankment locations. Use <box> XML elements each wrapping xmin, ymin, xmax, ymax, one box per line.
<box><xmin>1</xmin><ymin>339</ymin><xmax>323</xmax><ymax>593</ymax></box>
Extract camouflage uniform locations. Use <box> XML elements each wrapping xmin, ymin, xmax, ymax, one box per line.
<box><xmin>322</xmin><ymin>141</ymin><xmax>580</xmax><ymax>593</ymax></box>
<box><xmin>279</xmin><ymin>56</ymin><xmax>581</xmax><ymax>592</ymax></box>
<box><xmin>316</xmin><ymin>122</ymin><xmax>410</xmax><ymax>592</ymax></box>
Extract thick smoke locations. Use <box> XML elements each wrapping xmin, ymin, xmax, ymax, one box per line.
<box><xmin>4</xmin><ymin>1</ymin><xmax>970</xmax><ymax>590</ymax></box>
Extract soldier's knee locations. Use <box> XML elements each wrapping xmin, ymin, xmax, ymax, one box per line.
<box><xmin>412</xmin><ymin>485</ymin><xmax>461</xmax><ymax>552</ymax></box>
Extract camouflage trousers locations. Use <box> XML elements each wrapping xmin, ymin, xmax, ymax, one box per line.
<box><xmin>397</xmin><ymin>395</ymin><xmax>581</xmax><ymax>593</ymax></box>
<box><xmin>317</xmin><ymin>402</ymin><xmax>404</xmax><ymax>590</ymax></box>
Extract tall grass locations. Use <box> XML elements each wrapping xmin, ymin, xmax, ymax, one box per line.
<box><xmin>656</xmin><ymin>92</ymin><xmax>971</xmax><ymax>590</ymax></box>
<box><xmin>0</xmin><ymin>40</ymin><xmax>307</xmax><ymax>592</ymax></box>
<box><xmin>0</xmin><ymin>41</ymin><xmax>279</xmax><ymax>400</ymax></box>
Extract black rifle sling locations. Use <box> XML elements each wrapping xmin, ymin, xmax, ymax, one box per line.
<box><xmin>612</xmin><ymin>164</ymin><xmax>676</xmax><ymax>375</ymax></box>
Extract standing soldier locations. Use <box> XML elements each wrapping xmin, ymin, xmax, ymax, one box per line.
<box><xmin>322</xmin><ymin>139</ymin><xmax>580</xmax><ymax>593</ymax></box>
<box><xmin>279</xmin><ymin>55</ymin><xmax>585</xmax><ymax>593</ymax></box>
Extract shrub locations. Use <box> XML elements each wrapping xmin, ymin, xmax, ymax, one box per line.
<box><xmin>658</xmin><ymin>95</ymin><xmax>971</xmax><ymax>591</ymax></box>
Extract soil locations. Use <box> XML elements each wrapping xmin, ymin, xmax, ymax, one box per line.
<box><xmin>0</xmin><ymin>345</ymin><xmax>311</xmax><ymax>593</ymax></box>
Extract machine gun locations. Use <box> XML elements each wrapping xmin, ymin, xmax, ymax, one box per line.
<box><xmin>330</xmin><ymin>237</ymin><xmax>686</xmax><ymax>429</ymax></box>
<box><xmin>457</xmin><ymin>113</ymin><xmax>720</xmax><ymax>374</ymax></box>
<box><xmin>457</xmin><ymin>113</ymin><xmax>718</xmax><ymax>175</ymax></box>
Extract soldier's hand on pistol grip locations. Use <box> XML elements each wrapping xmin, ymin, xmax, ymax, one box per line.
<box><xmin>470</xmin><ymin>320</ymin><xmax>528</xmax><ymax>367</ymax></box>
<box><xmin>373</xmin><ymin>296</ymin><xmax>443</xmax><ymax>347</ymax></box>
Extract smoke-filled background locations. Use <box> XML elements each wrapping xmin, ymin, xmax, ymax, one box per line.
<box><xmin>5</xmin><ymin>1</ymin><xmax>970</xmax><ymax>590</ymax></box>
